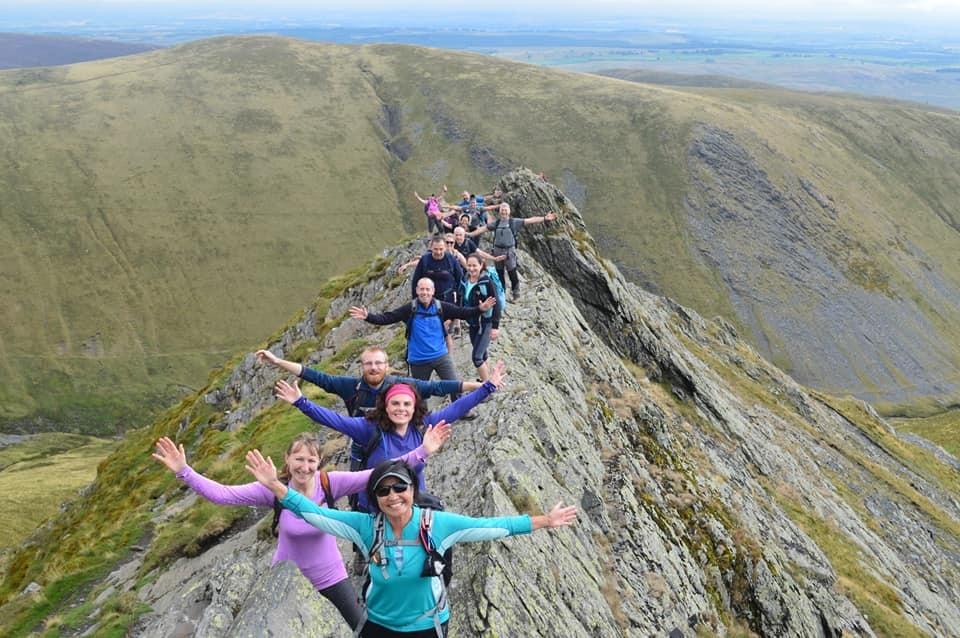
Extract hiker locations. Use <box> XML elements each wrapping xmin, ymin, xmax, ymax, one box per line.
<box><xmin>256</xmin><ymin>346</ymin><xmax>484</xmax><ymax>477</ymax></box>
<box><xmin>271</xmin><ymin>361</ymin><xmax>505</xmax><ymax>513</ymax></box>
<box><xmin>461</xmin><ymin>197</ymin><xmax>496</xmax><ymax>235</ymax></box>
<box><xmin>245</xmin><ymin>454</ymin><xmax>578</xmax><ymax>638</ymax></box>
<box><xmin>414</xmin><ymin>187</ymin><xmax>448</xmax><ymax>235</ymax></box>
<box><xmin>409</xmin><ymin>236</ymin><xmax>463</xmax><ymax>304</ymax></box>
<box><xmin>460</xmin><ymin>253</ymin><xmax>502</xmax><ymax>382</ymax></box>
<box><xmin>349</xmin><ymin>278</ymin><xmax>495</xmax><ymax>387</ymax></box>
<box><xmin>451</xmin><ymin>226</ymin><xmax>478</xmax><ymax>258</ymax></box>
<box><xmin>396</xmin><ymin>231</ymin><xmax>497</xmax><ymax>273</ymax></box>
<box><xmin>255</xmin><ymin>347</ymin><xmax>483</xmax><ymax>417</ymax></box>
<box><xmin>151</xmin><ymin>425</ymin><xmax>451</xmax><ymax>629</ymax></box>
<box><xmin>469</xmin><ymin>203</ymin><xmax>557</xmax><ymax>302</ymax></box>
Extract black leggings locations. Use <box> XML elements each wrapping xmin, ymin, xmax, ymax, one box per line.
<box><xmin>495</xmin><ymin>262</ymin><xmax>520</xmax><ymax>293</ymax></box>
<box><xmin>361</xmin><ymin>621</ymin><xmax>448</xmax><ymax>637</ymax></box>
<box><xmin>319</xmin><ymin>577</ymin><xmax>362</xmax><ymax>629</ymax></box>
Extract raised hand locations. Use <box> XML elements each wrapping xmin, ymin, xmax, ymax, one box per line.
<box><xmin>545</xmin><ymin>211</ymin><xmax>558</xmax><ymax>222</ymax></box>
<box><xmin>152</xmin><ymin>436</ymin><xmax>187</xmax><ymax>473</ymax></box>
<box><xmin>274</xmin><ymin>379</ymin><xmax>302</xmax><ymax>404</ymax></box>
<box><xmin>255</xmin><ymin>349</ymin><xmax>279</xmax><ymax>366</ymax></box>
<box><xmin>488</xmin><ymin>360</ymin><xmax>507</xmax><ymax>389</ymax></box>
<box><xmin>245</xmin><ymin>449</ymin><xmax>280</xmax><ymax>487</ymax></box>
<box><xmin>479</xmin><ymin>296</ymin><xmax>496</xmax><ymax>311</ymax></box>
<box><xmin>544</xmin><ymin>502</ymin><xmax>577</xmax><ymax>527</ymax></box>
<box><xmin>349</xmin><ymin>306</ymin><xmax>369</xmax><ymax>320</ymax></box>
<box><xmin>422</xmin><ymin>421</ymin><xmax>452</xmax><ymax>455</ymax></box>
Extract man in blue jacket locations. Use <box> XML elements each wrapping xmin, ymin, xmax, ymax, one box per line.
<box><xmin>349</xmin><ymin>278</ymin><xmax>494</xmax><ymax>387</ymax></box>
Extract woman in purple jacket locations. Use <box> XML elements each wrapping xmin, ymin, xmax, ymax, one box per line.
<box><xmin>151</xmin><ymin>424</ymin><xmax>450</xmax><ymax>629</ymax></box>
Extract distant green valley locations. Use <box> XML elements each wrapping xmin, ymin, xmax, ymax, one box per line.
<box><xmin>3</xmin><ymin>36</ymin><xmax>960</xmax><ymax>434</ymax></box>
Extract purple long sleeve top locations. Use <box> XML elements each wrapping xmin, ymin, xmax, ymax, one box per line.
<box><xmin>174</xmin><ymin>446</ymin><xmax>428</xmax><ymax>590</ymax></box>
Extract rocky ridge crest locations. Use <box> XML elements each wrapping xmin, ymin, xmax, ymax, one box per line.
<box><xmin>8</xmin><ymin>169</ymin><xmax>958</xmax><ymax>637</ymax></box>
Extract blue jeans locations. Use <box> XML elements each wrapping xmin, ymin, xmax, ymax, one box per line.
<box><xmin>468</xmin><ymin>321</ymin><xmax>492</xmax><ymax>368</ymax></box>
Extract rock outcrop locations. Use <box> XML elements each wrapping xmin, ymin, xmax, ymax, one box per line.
<box><xmin>4</xmin><ymin>169</ymin><xmax>958</xmax><ymax>637</ymax></box>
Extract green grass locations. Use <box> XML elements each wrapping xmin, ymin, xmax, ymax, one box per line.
<box><xmin>890</xmin><ymin>410</ymin><xmax>960</xmax><ymax>457</ymax></box>
<box><xmin>0</xmin><ymin>434</ymin><xmax>118</xmax><ymax>551</ymax></box>
<box><xmin>4</xmin><ymin>34</ymin><xmax>960</xmax><ymax>435</ymax></box>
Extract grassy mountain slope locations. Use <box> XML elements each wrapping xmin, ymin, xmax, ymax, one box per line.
<box><xmin>3</xmin><ymin>36</ymin><xmax>960</xmax><ymax>433</ymax></box>
<box><xmin>1</xmin><ymin>174</ymin><xmax>958</xmax><ymax>636</ymax></box>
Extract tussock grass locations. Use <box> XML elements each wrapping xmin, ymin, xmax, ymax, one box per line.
<box><xmin>0</xmin><ymin>434</ymin><xmax>117</xmax><ymax>551</ymax></box>
<box><xmin>7</xmin><ymin>37</ymin><xmax>960</xmax><ymax>434</ymax></box>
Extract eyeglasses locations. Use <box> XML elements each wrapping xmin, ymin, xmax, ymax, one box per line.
<box><xmin>362</xmin><ymin>360</ymin><xmax>388</xmax><ymax>367</ymax></box>
<box><xmin>445</xmin><ymin>241</ymin><xmax>454</xmax><ymax>245</ymax></box>
<box><xmin>374</xmin><ymin>483</ymin><xmax>410</xmax><ymax>497</ymax></box>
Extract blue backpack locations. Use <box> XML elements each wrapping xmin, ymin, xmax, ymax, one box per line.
<box><xmin>484</xmin><ymin>267</ymin><xmax>507</xmax><ymax>311</ymax></box>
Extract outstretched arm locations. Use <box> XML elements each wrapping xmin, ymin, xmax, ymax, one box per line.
<box><xmin>397</xmin><ymin>257</ymin><xmax>420</xmax><ymax>274</ymax></box>
<box><xmin>255</xmin><ymin>350</ymin><xmax>303</xmax><ymax>377</ymax></box>
<box><xmin>522</xmin><ymin>211</ymin><xmax>558</xmax><ymax>226</ymax></box>
<box><xmin>531</xmin><ymin>502</ymin><xmax>578</xmax><ymax>530</ymax></box>
<box><xmin>154</xmin><ymin>437</ymin><xmax>273</xmax><ymax>506</ymax></box>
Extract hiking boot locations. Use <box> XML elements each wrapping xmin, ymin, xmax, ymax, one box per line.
<box><xmin>511</xmin><ymin>289</ymin><xmax>521</xmax><ymax>302</ymax></box>
<box><xmin>461</xmin><ymin>409</ymin><xmax>479</xmax><ymax>420</ymax></box>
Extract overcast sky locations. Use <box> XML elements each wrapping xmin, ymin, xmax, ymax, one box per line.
<box><xmin>6</xmin><ymin>0</ymin><xmax>960</xmax><ymax>32</ymax></box>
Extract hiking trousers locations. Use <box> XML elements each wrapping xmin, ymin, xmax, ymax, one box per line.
<box><xmin>408</xmin><ymin>354</ymin><xmax>459</xmax><ymax>402</ymax></box>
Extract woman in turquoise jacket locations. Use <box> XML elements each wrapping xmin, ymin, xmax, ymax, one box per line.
<box><xmin>245</xmin><ymin>453</ymin><xmax>577</xmax><ymax>638</ymax></box>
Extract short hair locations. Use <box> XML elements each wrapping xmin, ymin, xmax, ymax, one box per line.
<box><xmin>430</xmin><ymin>235</ymin><xmax>446</xmax><ymax>245</ymax></box>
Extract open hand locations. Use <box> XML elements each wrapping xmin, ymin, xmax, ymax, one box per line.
<box><xmin>245</xmin><ymin>449</ymin><xmax>278</xmax><ymax>485</ymax></box>
<box><xmin>152</xmin><ymin>436</ymin><xmax>187</xmax><ymax>473</ymax></box>
<box><xmin>349</xmin><ymin>306</ymin><xmax>369</xmax><ymax>320</ymax></box>
<box><xmin>275</xmin><ymin>379</ymin><xmax>302</xmax><ymax>404</ymax></box>
<box><xmin>488</xmin><ymin>360</ymin><xmax>507</xmax><ymax>389</ymax></box>
<box><xmin>422</xmin><ymin>421</ymin><xmax>452</xmax><ymax>455</ymax></box>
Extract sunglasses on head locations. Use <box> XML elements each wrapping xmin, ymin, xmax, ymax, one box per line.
<box><xmin>374</xmin><ymin>482</ymin><xmax>411</xmax><ymax>497</ymax></box>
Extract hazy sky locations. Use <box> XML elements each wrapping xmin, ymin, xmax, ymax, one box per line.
<box><xmin>6</xmin><ymin>0</ymin><xmax>960</xmax><ymax>35</ymax></box>
<box><xmin>10</xmin><ymin>0</ymin><xmax>960</xmax><ymax>20</ymax></box>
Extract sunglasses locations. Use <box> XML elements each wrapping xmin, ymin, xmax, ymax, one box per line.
<box><xmin>374</xmin><ymin>483</ymin><xmax>411</xmax><ymax>497</ymax></box>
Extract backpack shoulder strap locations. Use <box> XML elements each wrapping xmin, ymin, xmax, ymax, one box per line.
<box><xmin>319</xmin><ymin>470</ymin><xmax>335</xmax><ymax>510</ymax></box>
<box><xmin>270</xmin><ymin>478</ymin><xmax>291</xmax><ymax>537</ymax></box>
<box><xmin>360</xmin><ymin>425</ymin><xmax>385</xmax><ymax>466</ymax></box>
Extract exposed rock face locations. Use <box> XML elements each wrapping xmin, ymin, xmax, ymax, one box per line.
<box><xmin>13</xmin><ymin>169</ymin><xmax>959</xmax><ymax>637</ymax></box>
<box><xmin>684</xmin><ymin>125</ymin><xmax>960</xmax><ymax>405</ymax></box>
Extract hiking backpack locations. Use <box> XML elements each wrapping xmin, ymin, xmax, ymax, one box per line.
<box><xmin>490</xmin><ymin>219</ymin><xmax>520</xmax><ymax>249</ymax></box>
<box><xmin>356</xmin><ymin>508</ymin><xmax>448</xmax><ymax>637</ymax></box>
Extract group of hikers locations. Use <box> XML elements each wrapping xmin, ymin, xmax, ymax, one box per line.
<box><xmin>152</xmin><ymin>184</ymin><xmax>572</xmax><ymax>637</ymax></box>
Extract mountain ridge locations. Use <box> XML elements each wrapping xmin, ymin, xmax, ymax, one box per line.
<box><xmin>1</xmin><ymin>170</ymin><xmax>957</xmax><ymax>637</ymax></box>
<box><xmin>3</xmin><ymin>35</ymin><xmax>960</xmax><ymax>433</ymax></box>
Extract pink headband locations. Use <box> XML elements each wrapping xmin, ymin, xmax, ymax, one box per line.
<box><xmin>384</xmin><ymin>383</ymin><xmax>416</xmax><ymax>403</ymax></box>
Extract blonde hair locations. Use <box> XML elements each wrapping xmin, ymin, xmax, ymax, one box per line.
<box><xmin>277</xmin><ymin>432</ymin><xmax>322</xmax><ymax>483</ymax></box>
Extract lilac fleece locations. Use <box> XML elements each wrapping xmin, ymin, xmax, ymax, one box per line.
<box><xmin>174</xmin><ymin>446</ymin><xmax>428</xmax><ymax>590</ymax></box>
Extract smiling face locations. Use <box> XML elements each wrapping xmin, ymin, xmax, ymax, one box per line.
<box><xmin>385</xmin><ymin>392</ymin><xmax>415</xmax><ymax>428</ymax></box>
<box><xmin>284</xmin><ymin>442</ymin><xmax>320</xmax><ymax>493</ymax></box>
<box><xmin>375</xmin><ymin>476</ymin><xmax>414</xmax><ymax>522</ymax></box>
<box><xmin>453</xmin><ymin>227</ymin><xmax>466</xmax><ymax>244</ymax></box>
<box><xmin>466</xmin><ymin>255</ymin><xmax>482</xmax><ymax>280</ymax></box>
<box><xmin>498</xmin><ymin>203</ymin><xmax>511</xmax><ymax>220</ymax></box>
<box><xmin>360</xmin><ymin>348</ymin><xmax>389</xmax><ymax>387</ymax></box>
<box><xmin>430</xmin><ymin>238</ymin><xmax>446</xmax><ymax>260</ymax></box>
<box><xmin>416</xmin><ymin>278</ymin><xmax>435</xmax><ymax>306</ymax></box>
